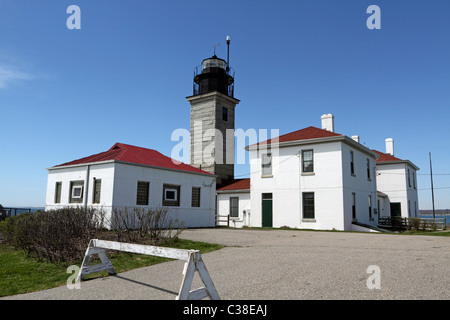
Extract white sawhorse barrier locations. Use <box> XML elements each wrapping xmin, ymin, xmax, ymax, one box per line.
<box><xmin>76</xmin><ymin>239</ymin><xmax>220</xmax><ymax>300</ymax></box>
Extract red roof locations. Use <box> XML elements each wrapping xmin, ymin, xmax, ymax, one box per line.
<box><xmin>217</xmin><ymin>178</ymin><xmax>250</xmax><ymax>191</ymax></box>
<box><xmin>372</xmin><ymin>150</ymin><xmax>404</xmax><ymax>163</ymax></box>
<box><xmin>53</xmin><ymin>143</ymin><xmax>212</xmax><ymax>175</ymax></box>
<box><xmin>250</xmin><ymin>126</ymin><xmax>342</xmax><ymax>147</ymax></box>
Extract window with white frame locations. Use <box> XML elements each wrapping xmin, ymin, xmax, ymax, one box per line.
<box><xmin>163</xmin><ymin>184</ymin><xmax>180</xmax><ymax>206</ymax></box>
<box><xmin>70</xmin><ymin>181</ymin><xmax>84</xmax><ymax>204</ymax></box>
<box><xmin>302</xmin><ymin>150</ymin><xmax>314</xmax><ymax>173</ymax></box>
<box><xmin>302</xmin><ymin>192</ymin><xmax>315</xmax><ymax>219</ymax></box>
<box><xmin>230</xmin><ymin>197</ymin><xmax>239</xmax><ymax>218</ymax></box>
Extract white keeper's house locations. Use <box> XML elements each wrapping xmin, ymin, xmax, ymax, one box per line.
<box><xmin>45</xmin><ymin>143</ymin><xmax>216</xmax><ymax>228</ymax></box>
<box><xmin>216</xmin><ymin>114</ymin><xmax>420</xmax><ymax>232</ymax></box>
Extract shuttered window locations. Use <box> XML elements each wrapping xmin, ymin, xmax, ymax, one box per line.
<box><xmin>192</xmin><ymin>187</ymin><xmax>201</xmax><ymax>207</ymax></box>
<box><xmin>136</xmin><ymin>181</ymin><xmax>150</xmax><ymax>205</ymax></box>
<box><xmin>93</xmin><ymin>179</ymin><xmax>101</xmax><ymax>204</ymax></box>
<box><xmin>55</xmin><ymin>182</ymin><xmax>62</xmax><ymax>204</ymax></box>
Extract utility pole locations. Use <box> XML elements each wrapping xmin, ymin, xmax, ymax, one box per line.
<box><xmin>429</xmin><ymin>152</ymin><xmax>435</xmax><ymax>219</ymax></box>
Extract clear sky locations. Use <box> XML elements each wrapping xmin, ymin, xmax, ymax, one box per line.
<box><xmin>1</xmin><ymin>0</ymin><xmax>449</xmax><ymax>209</ymax></box>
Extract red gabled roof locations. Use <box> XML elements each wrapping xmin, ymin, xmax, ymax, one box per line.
<box><xmin>217</xmin><ymin>178</ymin><xmax>250</xmax><ymax>191</ymax></box>
<box><xmin>53</xmin><ymin>143</ymin><xmax>213</xmax><ymax>175</ymax></box>
<box><xmin>372</xmin><ymin>150</ymin><xmax>404</xmax><ymax>163</ymax></box>
<box><xmin>250</xmin><ymin>126</ymin><xmax>343</xmax><ymax>147</ymax></box>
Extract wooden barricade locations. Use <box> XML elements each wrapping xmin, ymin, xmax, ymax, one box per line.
<box><xmin>76</xmin><ymin>239</ymin><xmax>220</xmax><ymax>300</ymax></box>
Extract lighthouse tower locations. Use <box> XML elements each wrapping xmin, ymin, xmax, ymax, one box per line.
<box><xmin>187</xmin><ymin>36</ymin><xmax>240</xmax><ymax>186</ymax></box>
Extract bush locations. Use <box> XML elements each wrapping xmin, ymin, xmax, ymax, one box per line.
<box><xmin>111</xmin><ymin>207</ymin><xmax>185</xmax><ymax>244</ymax></box>
<box><xmin>0</xmin><ymin>207</ymin><xmax>106</xmax><ymax>263</ymax></box>
<box><xmin>0</xmin><ymin>206</ymin><xmax>186</xmax><ymax>264</ymax></box>
<box><xmin>408</xmin><ymin>217</ymin><xmax>421</xmax><ymax>230</ymax></box>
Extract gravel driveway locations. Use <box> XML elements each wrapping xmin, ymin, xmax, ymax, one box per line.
<box><xmin>3</xmin><ymin>228</ymin><xmax>449</xmax><ymax>300</ymax></box>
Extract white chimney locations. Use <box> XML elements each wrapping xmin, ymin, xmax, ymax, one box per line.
<box><xmin>352</xmin><ymin>135</ymin><xmax>360</xmax><ymax>143</ymax></box>
<box><xmin>385</xmin><ymin>138</ymin><xmax>394</xmax><ymax>155</ymax></box>
<box><xmin>321</xmin><ymin>114</ymin><xmax>334</xmax><ymax>132</ymax></box>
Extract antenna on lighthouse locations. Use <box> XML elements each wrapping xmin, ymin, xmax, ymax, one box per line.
<box><xmin>226</xmin><ymin>35</ymin><xmax>231</xmax><ymax>71</ymax></box>
<box><xmin>213</xmin><ymin>43</ymin><xmax>220</xmax><ymax>56</ymax></box>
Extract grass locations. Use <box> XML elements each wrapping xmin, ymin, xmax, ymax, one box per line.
<box><xmin>0</xmin><ymin>239</ymin><xmax>223</xmax><ymax>298</ymax></box>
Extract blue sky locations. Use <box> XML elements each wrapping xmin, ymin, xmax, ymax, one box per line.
<box><xmin>0</xmin><ymin>0</ymin><xmax>449</xmax><ymax>209</ymax></box>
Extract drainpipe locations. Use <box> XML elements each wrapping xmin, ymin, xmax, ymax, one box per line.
<box><xmin>84</xmin><ymin>165</ymin><xmax>90</xmax><ymax>209</ymax></box>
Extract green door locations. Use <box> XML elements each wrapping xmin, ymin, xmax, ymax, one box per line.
<box><xmin>262</xmin><ymin>193</ymin><xmax>273</xmax><ymax>227</ymax></box>
<box><xmin>390</xmin><ymin>203</ymin><xmax>401</xmax><ymax>218</ymax></box>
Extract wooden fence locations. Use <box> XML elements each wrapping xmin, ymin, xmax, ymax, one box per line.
<box><xmin>378</xmin><ymin>217</ymin><xmax>446</xmax><ymax>230</ymax></box>
<box><xmin>215</xmin><ymin>214</ymin><xmax>230</xmax><ymax>226</ymax></box>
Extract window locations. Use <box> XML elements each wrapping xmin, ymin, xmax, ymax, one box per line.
<box><xmin>352</xmin><ymin>193</ymin><xmax>356</xmax><ymax>220</ymax></box>
<box><xmin>191</xmin><ymin>187</ymin><xmax>201</xmax><ymax>207</ymax></box>
<box><xmin>72</xmin><ymin>186</ymin><xmax>83</xmax><ymax>198</ymax></box>
<box><xmin>368</xmin><ymin>195</ymin><xmax>372</xmax><ymax>220</ymax></box>
<box><xmin>136</xmin><ymin>181</ymin><xmax>149</xmax><ymax>205</ymax></box>
<box><xmin>93</xmin><ymin>179</ymin><xmax>101</xmax><ymax>204</ymax></box>
<box><xmin>302</xmin><ymin>192</ymin><xmax>315</xmax><ymax>219</ymax></box>
<box><xmin>350</xmin><ymin>151</ymin><xmax>355</xmax><ymax>175</ymax></box>
<box><xmin>70</xmin><ymin>181</ymin><xmax>84</xmax><ymax>204</ymax></box>
<box><xmin>163</xmin><ymin>184</ymin><xmax>180</xmax><ymax>206</ymax></box>
<box><xmin>302</xmin><ymin>150</ymin><xmax>314</xmax><ymax>173</ymax></box>
<box><xmin>262</xmin><ymin>153</ymin><xmax>272</xmax><ymax>176</ymax></box>
<box><xmin>55</xmin><ymin>182</ymin><xmax>62</xmax><ymax>204</ymax></box>
<box><xmin>230</xmin><ymin>197</ymin><xmax>239</xmax><ymax>218</ymax></box>
<box><xmin>413</xmin><ymin>171</ymin><xmax>416</xmax><ymax>189</ymax></box>
<box><xmin>366</xmin><ymin>159</ymin><xmax>371</xmax><ymax>180</ymax></box>
<box><xmin>222</xmin><ymin>107</ymin><xmax>228</xmax><ymax>122</ymax></box>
